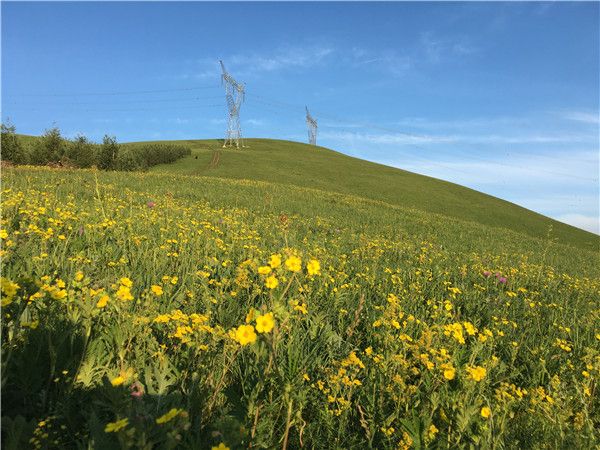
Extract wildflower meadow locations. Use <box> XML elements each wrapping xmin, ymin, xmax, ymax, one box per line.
<box><xmin>1</xmin><ymin>165</ymin><xmax>599</xmax><ymax>449</ymax></box>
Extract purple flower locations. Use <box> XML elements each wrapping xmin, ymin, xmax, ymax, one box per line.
<box><xmin>497</xmin><ymin>276</ymin><xmax>507</xmax><ymax>284</ymax></box>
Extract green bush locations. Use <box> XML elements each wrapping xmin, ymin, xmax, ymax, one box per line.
<box><xmin>1</xmin><ymin>121</ymin><xmax>26</xmax><ymax>164</ymax></box>
<box><xmin>0</xmin><ymin>123</ymin><xmax>191</xmax><ymax>171</ymax></box>
<box><xmin>29</xmin><ymin>127</ymin><xmax>65</xmax><ymax>165</ymax></box>
<box><xmin>67</xmin><ymin>135</ymin><xmax>97</xmax><ymax>168</ymax></box>
<box><xmin>98</xmin><ymin>135</ymin><xmax>119</xmax><ymax>170</ymax></box>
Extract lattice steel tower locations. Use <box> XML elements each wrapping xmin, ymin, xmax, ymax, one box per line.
<box><xmin>306</xmin><ymin>106</ymin><xmax>318</xmax><ymax>146</ymax></box>
<box><xmin>220</xmin><ymin>60</ymin><xmax>245</xmax><ymax>148</ymax></box>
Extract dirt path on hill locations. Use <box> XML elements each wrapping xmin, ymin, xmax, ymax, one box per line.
<box><xmin>207</xmin><ymin>148</ymin><xmax>221</xmax><ymax>169</ymax></box>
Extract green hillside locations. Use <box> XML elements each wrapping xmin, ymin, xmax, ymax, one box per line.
<box><xmin>147</xmin><ymin>138</ymin><xmax>597</xmax><ymax>252</ymax></box>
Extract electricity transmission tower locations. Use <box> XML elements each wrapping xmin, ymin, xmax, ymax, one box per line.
<box><xmin>220</xmin><ymin>60</ymin><xmax>245</xmax><ymax>148</ymax></box>
<box><xmin>306</xmin><ymin>106</ymin><xmax>317</xmax><ymax>146</ymax></box>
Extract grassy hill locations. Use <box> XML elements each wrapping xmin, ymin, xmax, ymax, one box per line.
<box><xmin>3</xmin><ymin>136</ymin><xmax>599</xmax><ymax>448</ymax></box>
<box><xmin>147</xmin><ymin>138</ymin><xmax>597</xmax><ymax>252</ymax></box>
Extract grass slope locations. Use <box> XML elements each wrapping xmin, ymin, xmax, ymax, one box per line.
<box><xmin>2</xmin><ymin>165</ymin><xmax>599</xmax><ymax>448</ymax></box>
<box><xmin>147</xmin><ymin>138</ymin><xmax>597</xmax><ymax>252</ymax></box>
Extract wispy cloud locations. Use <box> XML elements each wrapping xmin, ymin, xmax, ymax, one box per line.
<box><xmin>320</xmin><ymin>129</ymin><xmax>597</xmax><ymax>146</ymax></box>
<box><xmin>178</xmin><ymin>45</ymin><xmax>336</xmax><ymax>81</ymax></box>
<box><xmin>419</xmin><ymin>31</ymin><xmax>477</xmax><ymax>63</ymax></box>
<box><xmin>229</xmin><ymin>46</ymin><xmax>334</xmax><ymax>74</ymax></box>
<box><xmin>559</xmin><ymin>110</ymin><xmax>600</xmax><ymax>125</ymax></box>
<box><xmin>244</xmin><ymin>118</ymin><xmax>266</xmax><ymax>127</ymax></box>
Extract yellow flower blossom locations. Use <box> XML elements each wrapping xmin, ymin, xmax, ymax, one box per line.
<box><xmin>151</xmin><ymin>285</ymin><xmax>163</xmax><ymax>296</ymax></box>
<box><xmin>120</xmin><ymin>277</ymin><xmax>133</xmax><ymax>288</ymax></box>
<box><xmin>1</xmin><ymin>278</ymin><xmax>20</xmax><ymax>298</ymax></box>
<box><xmin>307</xmin><ymin>259</ymin><xmax>321</xmax><ymax>276</ymax></box>
<box><xmin>116</xmin><ymin>285</ymin><xmax>133</xmax><ymax>301</ymax></box>
<box><xmin>96</xmin><ymin>295</ymin><xmax>109</xmax><ymax>308</ymax></box>
<box><xmin>233</xmin><ymin>324</ymin><xmax>257</xmax><ymax>346</ymax></box>
<box><xmin>212</xmin><ymin>444</ymin><xmax>230</xmax><ymax>450</ymax></box>
<box><xmin>285</xmin><ymin>255</ymin><xmax>302</xmax><ymax>272</ymax></box>
<box><xmin>156</xmin><ymin>408</ymin><xmax>183</xmax><ymax>424</ymax></box>
<box><xmin>268</xmin><ymin>254</ymin><xmax>282</xmax><ymax>269</ymax></box>
<box><xmin>104</xmin><ymin>418</ymin><xmax>128</xmax><ymax>433</ymax></box>
<box><xmin>255</xmin><ymin>312</ymin><xmax>275</xmax><ymax>333</ymax></box>
<box><xmin>265</xmin><ymin>275</ymin><xmax>279</xmax><ymax>289</ymax></box>
<box><xmin>111</xmin><ymin>376</ymin><xmax>125</xmax><ymax>387</ymax></box>
<box><xmin>257</xmin><ymin>266</ymin><xmax>272</xmax><ymax>275</ymax></box>
<box><xmin>441</xmin><ymin>363</ymin><xmax>456</xmax><ymax>380</ymax></box>
<box><xmin>51</xmin><ymin>289</ymin><xmax>68</xmax><ymax>301</ymax></box>
<box><xmin>481</xmin><ymin>406</ymin><xmax>491</xmax><ymax>419</ymax></box>
<box><xmin>466</xmin><ymin>365</ymin><xmax>487</xmax><ymax>382</ymax></box>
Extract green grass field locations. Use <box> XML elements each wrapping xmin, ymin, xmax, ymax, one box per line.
<box><xmin>1</xmin><ymin>138</ymin><xmax>599</xmax><ymax>449</ymax></box>
<box><xmin>148</xmin><ymin>138</ymin><xmax>597</xmax><ymax>252</ymax></box>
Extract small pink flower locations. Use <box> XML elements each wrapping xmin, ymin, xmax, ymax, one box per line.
<box><xmin>497</xmin><ymin>276</ymin><xmax>507</xmax><ymax>284</ymax></box>
<box><xmin>483</xmin><ymin>271</ymin><xmax>491</xmax><ymax>277</ymax></box>
<box><xmin>147</xmin><ymin>201</ymin><xmax>155</xmax><ymax>208</ymax></box>
<box><xmin>130</xmin><ymin>381</ymin><xmax>144</xmax><ymax>399</ymax></box>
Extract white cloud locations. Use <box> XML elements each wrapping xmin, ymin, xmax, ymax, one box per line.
<box><xmin>320</xmin><ymin>129</ymin><xmax>597</xmax><ymax>146</ymax></box>
<box><xmin>420</xmin><ymin>31</ymin><xmax>477</xmax><ymax>63</ymax></box>
<box><xmin>244</xmin><ymin>118</ymin><xmax>266</xmax><ymax>126</ymax></box>
<box><xmin>560</xmin><ymin>110</ymin><xmax>600</xmax><ymax>125</ymax></box>
<box><xmin>555</xmin><ymin>214</ymin><xmax>599</xmax><ymax>234</ymax></box>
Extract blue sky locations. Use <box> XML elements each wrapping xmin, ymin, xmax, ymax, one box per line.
<box><xmin>2</xmin><ymin>2</ymin><xmax>599</xmax><ymax>233</ymax></box>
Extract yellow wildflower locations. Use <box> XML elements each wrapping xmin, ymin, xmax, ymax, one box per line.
<box><xmin>466</xmin><ymin>365</ymin><xmax>487</xmax><ymax>382</ymax></box>
<box><xmin>427</xmin><ymin>424</ymin><xmax>439</xmax><ymax>439</ymax></box>
<box><xmin>111</xmin><ymin>376</ymin><xmax>125</xmax><ymax>387</ymax></box>
<box><xmin>116</xmin><ymin>285</ymin><xmax>133</xmax><ymax>301</ymax></box>
<box><xmin>1</xmin><ymin>278</ymin><xmax>20</xmax><ymax>298</ymax></box>
<box><xmin>0</xmin><ymin>229</ymin><xmax>8</xmax><ymax>239</ymax></box>
<box><xmin>212</xmin><ymin>444</ymin><xmax>230</xmax><ymax>450</ymax></box>
<box><xmin>233</xmin><ymin>324</ymin><xmax>257</xmax><ymax>345</ymax></box>
<box><xmin>257</xmin><ymin>266</ymin><xmax>272</xmax><ymax>275</ymax></box>
<box><xmin>285</xmin><ymin>255</ymin><xmax>302</xmax><ymax>272</ymax></box>
<box><xmin>96</xmin><ymin>295</ymin><xmax>109</xmax><ymax>308</ymax></box>
<box><xmin>104</xmin><ymin>418</ymin><xmax>128</xmax><ymax>433</ymax></box>
<box><xmin>441</xmin><ymin>363</ymin><xmax>456</xmax><ymax>380</ymax></box>
<box><xmin>151</xmin><ymin>285</ymin><xmax>163</xmax><ymax>296</ymax></box>
<box><xmin>268</xmin><ymin>254</ymin><xmax>282</xmax><ymax>269</ymax></box>
<box><xmin>156</xmin><ymin>408</ymin><xmax>183</xmax><ymax>424</ymax></box>
<box><xmin>51</xmin><ymin>289</ymin><xmax>68</xmax><ymax>301</ymax></box>
<box><xmin>255</xmin><ymin>312</ymin><xmax>275</xmax><ymax>333</ymax></box>
<box><xmin>120</xmin><ymin>277</ymin><xmax>133</xmax><ymax>288</ymax></box>
<box><xmin>481</xmin><ymin>406</ymin><xmax>491</xmax><ymax>419</ymax></box>
<box><xmin>307</xmin><ymin>259</ymin><xmax>321</xmax><ymax>276</ymax></box>
<box><xmin>341</xmin><ymin>351</ymin><xmax>365</xmax><ymax>369</ymax></box>
<box><xmin>265</xmin><ymin>276</ymin><xmax>279</xmax><ymax>289</ymax></box>
<box><xmin>463</xmin><ymin>322</ymin><xmax>477</xmax><ymax>336</ymax></box>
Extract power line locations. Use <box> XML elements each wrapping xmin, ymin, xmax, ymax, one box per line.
<box><xmin>245</xmin><ymin>92</ymin><xmax>598</xmax><ymax>182</ymax></box>
<box><xmin>4</xmin><ymin>96</ymin><xmax>223</xmax><ymax>107</ymax></box>
<box><xmin>4</xmin><ymin>85</ymin><xmax>220</xmax><ymax>97</ymax></box>
<box><xmin>5</xmin><ymin>103</ymin><xmax>223</xmax><ymax>113</ymax></box>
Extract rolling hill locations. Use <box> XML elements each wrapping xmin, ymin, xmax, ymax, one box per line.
<box><xmin>4</xmin><ymin>135</ymin><xmax>599</xmax><ymax>448</ymax></box>
<box><xmin>145</xmin><ymin>138</ymin><xmax>597</xmax><ymax>252</ymax></box>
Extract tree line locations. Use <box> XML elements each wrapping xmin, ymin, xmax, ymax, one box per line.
<box><xmin>1</xmin><ymin>122</ymin><xmax>191</xmax><ymax>171</ymax></box>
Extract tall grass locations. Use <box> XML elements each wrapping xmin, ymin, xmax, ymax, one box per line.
<box><xmin>1</xmin><ymin>166</ymin><xmax>598</xmax><ymax>449</ymax></box>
